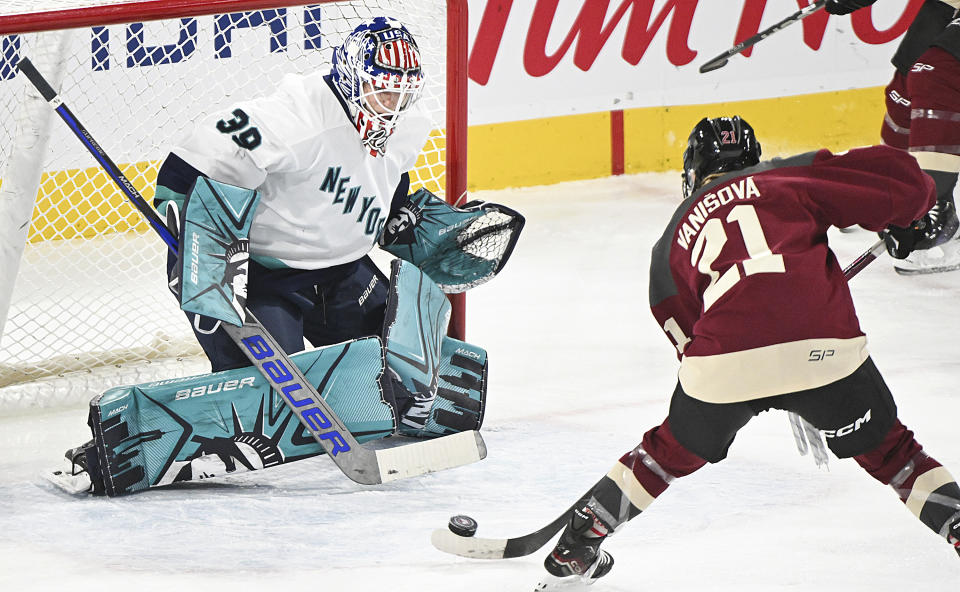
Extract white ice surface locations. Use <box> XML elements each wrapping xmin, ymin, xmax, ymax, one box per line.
<box><xmin>2</xmin><ymin>172</ymin><xmax>959</xmax><ymax>591</ymax></box>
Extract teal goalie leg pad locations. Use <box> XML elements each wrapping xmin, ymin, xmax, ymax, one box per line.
<box><xmin>87</xmin><ymin>337</ymin><xmax>394</xmax><ymax>496</ymax></box>
<box><xmin>383</xmin><ymin>259</ymin><xmax>488</xmax><ymax>437</ymax></box>
<box><xmin>383</xmin><ymin>258</ymin><xmax>449</xmax><ymax>431</ymax></box>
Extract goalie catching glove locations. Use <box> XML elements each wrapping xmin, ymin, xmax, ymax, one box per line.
<box><xmin>379</xmin><ymin>189</ymin><xmax>524</xmax><ymax>293</ymax></box>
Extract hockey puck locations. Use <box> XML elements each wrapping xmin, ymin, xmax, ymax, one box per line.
<box><xmin>448</xmin><ymin>514</ymin><xmax>478</xmax><ymax>537</ymax></box>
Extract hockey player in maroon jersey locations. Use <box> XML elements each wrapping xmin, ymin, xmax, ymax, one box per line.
<box><xmin>828</xmin><ymin>0</ymin><xmax>960</xmax><ymax>273</ymax></box>
<box><xmin>536</xmin><ymin>117</ymin><xmax>960</xmax><ymax>589</ymax></box>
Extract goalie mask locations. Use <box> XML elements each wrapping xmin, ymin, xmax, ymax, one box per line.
<box><xmin>331</xmin><ymin>17</ymin><xmax>425</xmax><ymax>157</ymax></box>
<box><xmin>682</xmin><ymin>116</ymin><xmax>761</xmax><ymax>198</ymax></box>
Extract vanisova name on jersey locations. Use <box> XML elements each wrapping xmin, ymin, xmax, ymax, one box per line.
<box><xmin>677</xmin><ymin>176</ymin><xmax>762</xmax><ymax>250</ymax></box>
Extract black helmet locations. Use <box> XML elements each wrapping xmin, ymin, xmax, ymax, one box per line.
<box><xmin>681</xmin><ymin>116</ymin><xmax>761</xmax><ymax>198</ymax></box>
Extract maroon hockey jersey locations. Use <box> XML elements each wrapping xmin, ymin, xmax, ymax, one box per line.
<box><xmin>649</xmin><ymin>146</ymin><xmax>935</xmax><ymax>403</ymax></box>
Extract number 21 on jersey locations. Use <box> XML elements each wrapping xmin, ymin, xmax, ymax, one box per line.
<box><xmin>691</xmin><ymin>204</ymin><xmax>784</xmax><ymax>311</ymax></box>
<box><xmin>661</xmin><ymin>205</ymin><xmax>784</xmax><ymax>354</ymax></box>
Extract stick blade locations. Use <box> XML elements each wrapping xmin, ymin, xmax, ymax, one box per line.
<box><xmin>376</xmin><ymin>430</ymin><xmax>486</xmax><ymax>483</ymax></box>
<box><xmin>699</xmin><ymin>57</ymin><xmax>728</xmax><ymax>74</ymax></box>
<box><xmin>431</xmin><ymin>528</ymin><xmax>509</xmax><ymax>559</ymax></box>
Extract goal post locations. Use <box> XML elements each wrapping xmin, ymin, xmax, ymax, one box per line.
<box><xmin>0</xmin><ymin>0</ymin><xmax>467</xmax><ymax>410</ymax></box>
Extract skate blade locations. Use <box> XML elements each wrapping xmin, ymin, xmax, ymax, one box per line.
<box><xmin>42</xmin><ymin>464</ymin><xmax>91</xmax><ymax>495</ymax></box>
<box><xmin>894</xmin><ymin>263</ymin><xmax>960</xmax><ymax>276</ymax></box>
<box><xmin>534</xmin><ymin>574</ymin><xmax>597</xmax><ymax>591</ymax></box>
<box><xmin>534</xmin><ymin>565</ymin><xmax>605</xmax><ymax>590</ymax></box>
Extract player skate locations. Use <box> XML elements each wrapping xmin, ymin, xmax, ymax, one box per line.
<box><xmin>536</xmin><ymin>505</ymin><xmax>615</xmax><ymax>590</ymax></box>
<box><xmin>949</xmin><ymin>520</ymin><xmax>960</xmax><ymax>558</ymax></box>
<box><xmin>892</xmin><ymin>234</ymin><xmax>960</xmax><ymax>274</ymax></box>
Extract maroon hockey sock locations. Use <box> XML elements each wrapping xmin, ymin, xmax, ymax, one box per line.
<box><xmin>907</xmin><ymin>47</ymin><xmax>960</xmax><ymax>155</ymax></box>
<box><xmin>855</xmin><ymin>420</ymin><xmax>960</xmax><ymax>543</ymax></box>
<box><xmin>853</xmin><ymin>420</ymin><xmax>923</xmax><ymax>485</ymax></box>
<box><xmin>881</xmin><ymin>70</ymin><xmax>911</xmax><ymax>150</ymax></box>
<box><xmin>615</xmin><ymin>419</ymin><xmax>707</xmax><ymax>501</ymax></box>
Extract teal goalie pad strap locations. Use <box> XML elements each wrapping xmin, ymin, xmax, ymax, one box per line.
<box><xmin>380</xmin><ymin>189</ymin><xmax>524</xmax><ymax>293</ymax></box>
<box><xmin>401</xmin><ymin>336</ymin><xmax>487</xmax><ymax>438</ymax></box>
<box><xmin>179</xmin><ymin>177</ymin><xmax>260</xmax><ymax>326</ymax></box>
<box><xmin>88</xmin><ymin>337</ymin><xmax>394</xmax><ymax>496</ymax></box>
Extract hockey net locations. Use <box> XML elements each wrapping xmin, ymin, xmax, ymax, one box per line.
<box><xmin>0</xmin><ymin>0</ymin><xmax>466</xmax><ymax>410</ymax></box>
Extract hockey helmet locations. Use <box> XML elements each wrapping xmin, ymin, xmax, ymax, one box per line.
<box><xmin>331</xmin><ymin>17</ymin><xmax>425</xmax><ymax>156</ymax></box>
<box><xmin>682</xmin><ymin>116</ymin><xmax>761</xmax><ymax>198</ymax></box>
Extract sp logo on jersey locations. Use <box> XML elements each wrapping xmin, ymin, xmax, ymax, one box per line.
<box><xmin>808</xmin><ymin>349</ymin><xmax>835</xmax><ymax>362</ymax></box>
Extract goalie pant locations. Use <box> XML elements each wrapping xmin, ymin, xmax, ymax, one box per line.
<box><xmin>76</xmin><ymin>261</ymin><xmax>488</xmax><ymax>496</ymax></box>
<box><xmin>559</xmin><ymin>360</ymin><xmax>960</xmax><ymax>560</ymax></box>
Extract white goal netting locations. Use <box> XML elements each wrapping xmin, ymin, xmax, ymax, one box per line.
<box><xmin>0</xmin><ymin>0</ymin><xmax>460</xmax><ymax>410</ymax></box>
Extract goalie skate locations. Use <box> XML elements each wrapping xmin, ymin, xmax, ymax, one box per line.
<box><xmin>42</xmin><ymin>444</ymin><xmax>93</xmax><ymax>495</ymax></box>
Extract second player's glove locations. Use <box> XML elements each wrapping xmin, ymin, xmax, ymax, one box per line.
<box><xmin>825</xmin><ymin>0</ymin><xmax>878</xmax><ymax>15</ymax></box>
<box><xmin>881</xmin><ymin>198</ymin><xmax>960</xmax><ymax>259</ymax></box>
<box><xmin>880</xmin><ymin>218</ymin><xmax>930</xmax><ymax>259</ymax></box>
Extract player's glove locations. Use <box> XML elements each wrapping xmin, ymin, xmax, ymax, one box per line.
<box><xmin>880</xmin><ymin>218</ymin><xmax>930</xmax><ymax>259</ymax></box>
<box><xmin>880</xmin><ymin>198</ymin><xmax>960</xmax><ymax>259</ymax></box>
<box><xmin>825</xmin><ymin>0</ymin><xmax>878</xmax><ymax>15</ymax></box>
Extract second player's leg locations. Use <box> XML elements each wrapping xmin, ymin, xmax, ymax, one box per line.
<box><xmin>540</xmin><ymin>383</ymin><xmax>758</xmax><ymax>585</ymax></box>
<box><xmin>898</xmin><ymin>45</ymin><xmax>960</xmax><ymax>274</ymax></box>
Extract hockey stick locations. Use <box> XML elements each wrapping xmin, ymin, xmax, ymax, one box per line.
<box><xmin>699</xmin><ymin>0</ymin><xmax>826</xmax><ymax>74</ymax></box>
<box><xmin>17</xmin><ymin>57</ymin><xmax>486</xmax><ymax>486</ymax></box>
<box><xmin>432</xmin><ymin>238</ymin><xmax>888</xmax><ymax>559</ymax></box>
<box><xmin>841</xmin><ymin>238</ymin><xmax>886</xmax><ymax>280</ymax></box>
<box><xmin>787</xmin><ymin>237</ymin><xmax>886</xmax><ymax>466</ymax></box>
<box><xmin>431</xmin><ymin>488</ymin><xmax>588</xmax><ymax>559</ymax></box>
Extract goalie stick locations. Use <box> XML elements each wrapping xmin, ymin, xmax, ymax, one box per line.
<box><xmin>17</xmin><ymin>57</ymin><xmax>486</xmax><ymax>486</ymax></box>
<box><xmin>699</xmin><ymin>0</ymin><xmax>826</xmax><ymax>74</ymax></box>
<box><xmin>431</xmin><ymin>238</ymin><xmax>887</xmax><ymax>559</ymax></box>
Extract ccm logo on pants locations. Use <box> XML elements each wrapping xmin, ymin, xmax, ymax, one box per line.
<box><xmin>821</xmin><ymin>409</ymin><xmax>872</xmax><ymax>439</ymax></box>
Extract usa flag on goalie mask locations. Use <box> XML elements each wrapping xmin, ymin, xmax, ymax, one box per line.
<box><xmin>376</xmin><ymin>37</ymin><xmax>420</xmax><ymax>74</ymax></box>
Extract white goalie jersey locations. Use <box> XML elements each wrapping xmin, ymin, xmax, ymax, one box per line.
<box><xmin>170</xmin><ymin>72</ymin><xmax>433</xmax><ymax>270</ymax></box>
